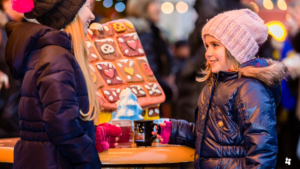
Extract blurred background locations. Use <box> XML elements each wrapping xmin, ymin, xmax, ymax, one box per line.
<box><xmin>1</xmin><ymin>0</ymin><xmax>300</xmax><ymax>168</ymax></box>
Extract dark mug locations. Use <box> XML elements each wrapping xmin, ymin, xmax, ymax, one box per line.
<box><xmin>134</xmin><ymin>120</ymin><xmax>161</xmax><ymax>147</ymax></box>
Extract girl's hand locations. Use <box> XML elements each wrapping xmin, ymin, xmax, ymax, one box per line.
<box><xmin>152</xmin><ymin>121</ymin><xmax>172</xmax><ymax>144</ymax></box>
<box><xmin>152</xmin><ymin>123</ymin><xmax>166</xmax><ymax>143</ymax></box>
<box><xmin>0</xmin><ymin>71</ymin><xmax>9</xmax><ymax>90</ymax></box>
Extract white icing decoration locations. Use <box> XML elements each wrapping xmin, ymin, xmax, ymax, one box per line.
<box><xmin>127</xmin><ymin>75</ymin><xmax>131</xmax><ymax>80</ymax></box>
<box><xmin>132</xmin><ymin>88</ymin><xmax>138</xmax><ymax>94</ymax></box>
<box><xmin>125</xmin><ymin>49</ymin><xmax>129</xmax><ymax>54</ymax></box>
<box><xmin>117</xmin><ymin>63</ymin><xmax>123</xmax><ymax>67</ymax></box>
<box><xmin>89</xmin><ymin>65</ymin><xmax>95</xmax><ymax>72</ymax></box>
<box><xmin>97</xmin><ymin>65</ymin><xmax>102</xmax><ymax>70</ymax></box>
<box><xmin>124</xmin><ymin>33</ymin><xmax>137</xmax><ymax>37</ymax></box>
<box><xmin>133</xmin><ymin>35</ymin><xmax>138</xmax><ymax>40</ymax></box>
<box><xmin>136</xmin><ymin>75</ymin><xmax>142</xmax><ymax>79</ymax></box>
<box><xmin>137</xmin><ymin>57</ymin><xmax>148</xmax><ymax>62</ymax></box>
<box><xmin>107</xmin><ymin>80</ymin><xmax>112</xmax><ymax>84</ymax></box>
<box><xmin>91</xmin><ymin>54</ymin><xmax>98</xmax><ymax>59</ymax></box>
<box><xmin>87</xmin><ymin>29</ymin><xmax>93</xmax><ymax>35</ymax></box>
<box><xmin>151</xmin><ymin>87</ymin><xmax>156</xmax><ymax>91</ymax></box>
<box><xmin>113</xmin><ymin>91</ymin><xmax>117</xmax><ymax>97</ymax></box>
<box><xmin>138</xmin><ymin>48</ymin><xmax>144</xmax><ymax>54</ymax></box>
<box><xmin>104</xmin><ymin>91</ymin><xmax>110</xmax><ymax>95</ymax></box>
<box><xmin>109</xmin><ymin>63</ymin><xmax>113</xmax><ymax>68</ymax></box>
<box><xmin>118</xmin><ymin>38</ymin><xmax>124</xmax><ymax>43</ymax></box>
<box><xmin>149</xmin><ymin>110</ymin><xmax>154</xmax><ymax>115</ymax></box>
<box><xmin>109</xmin><ymin>96</ymin><xmax>114</xmax><ymax>101</ymax></box>
<box><xmin>139</xmin><ymin>91</ymin><xmax>145</xmax><ymax>95</ymax></box>
<box><xmin>86</xmin><ymin>41</ymin><xmax>92</xmax><ymax>48</ymax></box>
<box><xmin>137</xmin><ymin>85</ymin><xmax>142</xmax><ymax>90</ymax></box>
<box><xmin>156</xmin><ymin>89</ymin><xmax>161</xmax><ymax>94</ymax></box>
<box><xmin>103</xmin><ymin>26</ymin><xmax>109</xmax><ymax>31</ymax></box>
<box><xmin>149</xmin><ymin>91</ymin><xmax>153</xmax><ymax>95</ymax></box>
<box><xmin>117</xmin><ymin>89</ymin><xmax>121</xmax><ymax>93</ymax></box>
<box><xmin>95</xmin><ymin>38</ymin><xmax>114</xmax><ymax>43</ymax></box>
<box><xmin>155</xmin><ymin>109</ymin><xmax>159</xmax><ymax>114</ymax></box>
<box><xmin>116</xmin><ymin>77</ymin><xmax>122</xmax><ymax>81</ymax></box>
<box><xmin>153</xmin><ymin>84</ymin><xmax>158</xmax><ymax>89</ymax></box>
<box><xmin>145</xmin><ymin>85</ymin><xmax>150</xmax><ymax>90</ymax></box>
<box><xmin>129</xmin><ymin>60</ymin><xmax>134</xmax><ymax>67</ymax></box>
<box><xmin>120</xmin><ymin>59</ymin><xmax>128</xmax><ymax>63</ymax></box>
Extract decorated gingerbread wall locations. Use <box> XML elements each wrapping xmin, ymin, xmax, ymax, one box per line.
<box><xmin>86</xmin><ymin>19</ymin><xmax>166</xmax><ymax>124</ymax></box>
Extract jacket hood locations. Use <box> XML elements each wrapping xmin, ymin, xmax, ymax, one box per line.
<box><xmin>239</xmin><ymin>58</ymin><xmax>287</xmax><ymax>87</ymax></box>
<box><xmin>5</xmin><ymin>22</ymin><xmax>73</xmax><ymax>79</ymax></box>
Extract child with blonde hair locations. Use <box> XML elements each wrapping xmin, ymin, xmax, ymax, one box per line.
<box><xmin>153</xmin><ymin>9</ymin><xmax>287</xmax><ymax>168</ymax></box>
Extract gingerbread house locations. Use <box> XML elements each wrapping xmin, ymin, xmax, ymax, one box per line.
<box><xmin>86</xmin><ymin>19</ymin><xmax>166</xmax><ymax>123</ymax></box>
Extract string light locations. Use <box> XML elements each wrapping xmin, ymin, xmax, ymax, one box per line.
<box><xmin>263</xmin><ymin>0</ymin><xmax>273</xmax><ymax>10</ymax></box>
<box><xmin>161</xmin><ymin>2</ymin><xmax>174</xmax><ymax>14</ymax></box>
<box><xmin>277</xmin><ymin>0</ymin><xmax>287</xmax><ymax>10</ymax></box>
<box><xmin>176</xmin><ymin>2</ymin><xmax>188</xmax><ymax>14</ymax></box>
<box><xmin>266</xmin><ymin>21</ymin><xmax>287</xmax><ymax>42</ymax></box>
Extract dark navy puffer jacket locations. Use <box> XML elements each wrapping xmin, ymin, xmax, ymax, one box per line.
<box><xmin>5</xmin><ymin>22</ymin><xmax>102</xmax><ymax>169</ymax></box>
<box><xmin>168</xmin><ymin>58</ymin><xmax>287</xmax><ymax>169</ymax></box>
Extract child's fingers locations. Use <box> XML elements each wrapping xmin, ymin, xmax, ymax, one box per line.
<box><xmin>115</xmin><ymin>137</ymin><xmax>119</xmax><ymax>142</ymax></box>
<box><xmin>160</xmin><ymin>123</ymin><xmax>166</xmax><ymax>127</ymax></box>
<box><xmin>152</xmin><ymin>131</ymin><xmax>157</xmax><ymax>136</ymax></box>
<box><xmin>156</xmin><ymin>134</ymin><xmax>161</xmax><ymax>139</ymax></box>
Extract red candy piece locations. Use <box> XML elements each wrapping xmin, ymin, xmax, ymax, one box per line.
<box><xmin>104</xmin><ymin>69</ymin><xmax>115</xmax><ymax>78</ymax></box>
<box><xmin>142</xmin><ymin>63</ymin><xmax>153</xmax><ymax>76</ymax></box>
<box><xmin>126</xmin><ymin>40</ymin><xmax>137</xmax><ymax>50</ymax></box>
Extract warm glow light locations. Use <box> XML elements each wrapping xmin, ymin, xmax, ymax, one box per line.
<box><xmin>176</xmin><ymin>2</ymin><xmax>188</xmax><ymax>14</ymax></box>
<box><xmin>277</xmin><ymin>0</ymin><xmax>287</xmax><ymax>10</ymax></box>
<box><xmin>266</xmin><ymin>21</ymin><xmax>287</xmax><ymax>42</ymax></box>
<box><xmin>161</xmin><ymin>2</ymin><xmax>174</xmax><ymax>14</ymax></box>
<box><xmin>263</xmin><ymin>0</ymin><xmax>273</xmax><ymax>10</ymax></box>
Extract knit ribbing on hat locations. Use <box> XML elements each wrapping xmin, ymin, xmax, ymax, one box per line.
<box><xmin>24</xmin><ymin>0</ymin><xmax>86</xmax><ymax>30</ymax></box>
<box><xmin>202</xmin><ymin>9</ymin><xmax>268</xmax><ymax>64</ymax></box>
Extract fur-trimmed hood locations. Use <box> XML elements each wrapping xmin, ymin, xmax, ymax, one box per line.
<box><xmin>239</xmin><ymin>58</ymin><xmax>288</xmax><ymax>87</ymax></box>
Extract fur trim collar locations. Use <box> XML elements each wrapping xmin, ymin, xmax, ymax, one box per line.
<box><xmin>239</xmin><ymin>59</ymin><xmax>288</xmax><ymax>87</ymax></box>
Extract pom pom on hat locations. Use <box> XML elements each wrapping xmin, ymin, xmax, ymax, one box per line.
<box><xmin>11</xmin><ymin>0</ymin><xmax>35</xmax><ymax>13</ymax></box>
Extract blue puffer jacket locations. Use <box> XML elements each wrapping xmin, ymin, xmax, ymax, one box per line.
<box><xmin>5</xmin><ymin>22</ymin><xmax>102</xmax><ymax>169</ymax></box>
<box><xmin>168</xmin><ymin>58</ymin><xmax>287</xmax><ymax>169</ymax></box>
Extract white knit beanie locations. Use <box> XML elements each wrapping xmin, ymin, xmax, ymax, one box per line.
<box><xmin>202</xmin><ymin>9</ymin><xmax>268</xmax><ymax>64</ymax></box>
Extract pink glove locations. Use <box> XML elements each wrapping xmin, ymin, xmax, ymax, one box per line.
<box><xmin>95</xmin><ymin>123</ymin><xmax>122</xmax><ymax>152</ymax></box>
<box><xmin>159</xmin><ymin>121</ymin><xmax>171</xmax><ymax>144</ymax></box>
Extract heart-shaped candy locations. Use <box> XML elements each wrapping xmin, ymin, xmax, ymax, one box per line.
<box><xmin>104</xmin><ymin>69</ymin><xmax>114</xmax><ymax>78</ymax></box>
<box><xmin>124</xmin><ymin>67</ymin><xmax>134</xmax><ymax>76</ymax></box>
<box><xmin>127</xmin><ymin>40</ymin><xmax>137</xmax><ymax>50</ymax></box>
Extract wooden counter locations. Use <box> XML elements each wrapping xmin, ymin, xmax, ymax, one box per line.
<box><xmin>0</xmin><ymin>138</ymin><xmax>195</xmax><ymax>166</ymax></box>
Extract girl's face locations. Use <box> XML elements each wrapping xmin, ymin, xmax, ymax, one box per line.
<box><xmin>204</xmin><ymin>35</ymin><xmax>229</xmax><ymax>73</ymax></box>
<box><xmin>78</xmin><ymin>0</ymin><xmax>95</xmax><ymax>35</ymax></box>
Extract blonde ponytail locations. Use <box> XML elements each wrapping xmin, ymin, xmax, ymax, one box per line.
<box><xmin>65</xmin><ymin>15</ymin><xmax>99</xmax><ymax>122</ymax></box>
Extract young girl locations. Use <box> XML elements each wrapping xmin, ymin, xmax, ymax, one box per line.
<box><xmin>154</xmin><ymin>9</ymin><xmax>287</xmax><ymax>168</ymax></box>
<box><xmin>5</xmin><ymin>0</ymin><xmax>102</xmax><ymax>168</ymax></box>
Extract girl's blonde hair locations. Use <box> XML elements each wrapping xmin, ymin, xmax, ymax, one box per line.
<box><xmin>65</xmin><ymin>15</ymin><xmax>99</xmax><ymax>122</ymax></box>
<box><xmin>196</xmin><ymin>48</ymin><xmax>241</xmax><ymax>82</ymax></box>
